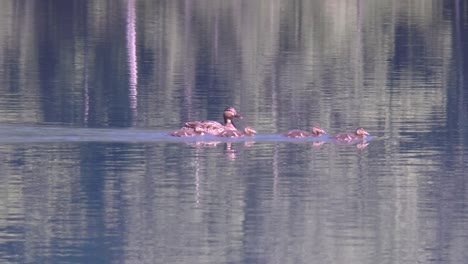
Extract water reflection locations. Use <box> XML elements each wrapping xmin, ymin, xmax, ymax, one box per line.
<box><xmin>126</xmin><ymin>0</ymin><xmax>138</xmax><ymax>125</ymax></box>
<box><xmin>0</xmin><ymin>0</ymin><xmax>468</xmax><ymax>263</ymax></box>
<box><xmin>331</xmin><ymin>139</ymin><xmax>370</xmax><ymax>150</ymax></box>
<box><xmin>182</xmin><ymin>140</ymin><xmax>255</xmax><ymax>160</ymax></box>
<box><xmin>1</xmin><ymin>126</ymin><xmax>468</xmax><ymax>263</ymax></box>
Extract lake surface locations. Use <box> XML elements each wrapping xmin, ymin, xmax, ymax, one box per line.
<box><xmin>0</xmin><ymin>1</ymin><xmax>468</xmax><ymax>263</ymax></box>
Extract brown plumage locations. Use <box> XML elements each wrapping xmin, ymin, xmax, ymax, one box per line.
<box><xmin>282</xmin><ymin>125</ymin><xmax>327</xmax><ymax>138</ymax></box>
<box><xmin>171</xmin><ymin>106</ymin><xmax>242</xmax><ymax>136</ymax></box>
<box><xmin>170</xmin><ymin>126</ymin><xmax>205</xmax><ymax>137</ymax></box>
<box><xmin>331</xmin><ymin>127</ymin><xmax>369</xmax><ymax>142</ymax></box>
<box><xmin>218</xmin><ymin>126</ymin><xmax>257</xmax><ymax>138</ymax></box>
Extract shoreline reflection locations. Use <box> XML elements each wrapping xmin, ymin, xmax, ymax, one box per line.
<box><xmin>184</xmin><ymin>139</ymin><xmax>257</xmax><ymax>160</ymax></box>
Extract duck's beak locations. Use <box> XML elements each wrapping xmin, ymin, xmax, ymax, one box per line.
<box><xmin>235</xmin><ymin>113</ymin><xmax>243</xmax><ymax>119</ymax></box>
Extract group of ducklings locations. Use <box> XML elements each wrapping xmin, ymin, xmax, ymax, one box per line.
<box><xmin>171</xmin><ymin>106</ymin><xmax>370</xmax><ymax>143</ymax></box>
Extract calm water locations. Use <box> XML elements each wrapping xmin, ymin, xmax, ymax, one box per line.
<box><xmin>0</xmin><ymin>0</ymin><xmax>468</xmax><ymax>263</ymax></box>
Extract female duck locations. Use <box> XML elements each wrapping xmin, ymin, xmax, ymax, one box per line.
<box><xmin>170</xmin><ymin>126</ymin><xmax>205</xmax><ymax>137</ymax></box>
<box><xmin>331</xmin><ymin>127</ymin><xmax>369</xmax><ymax>143</ymax></box>
<box><xmin>218</xmin><ymin>126</ymin><xmax>257</xmax><ymax>138</ymax></box>
<box><xmin>171</xmin><ymin>106</ymin><xmax>242</xmax><ymax>136</ymax></box>
<box><xmin>282</xmin><ymin>125</ymin><xmax>327</xmax><ymax>138</ymax></box>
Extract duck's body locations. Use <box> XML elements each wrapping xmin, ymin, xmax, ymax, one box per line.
<box><xmin>282</xmin><ymin>129</ymin><xmax>310</xmax><ymax>138</ymax></box>
<box><xmin>171</xmin><ymin>106</ymin><xmax>242</xmax><ymax>136</ymax></box>
<box><xmin>218</xmin><ymin>126</ymin><xmax>257</xmax><ymax>138</ymax></box>
<box><xmin>283</xmin><ymin>126</ymin><xmax>327</xmax><ymax>138</ymax></box>
<box><xmin>331</xmin><ymin>127</ymin><xmax>369</xmax><ymax>143</ymax></box>
<box><xmin>170</xmin><ymin>126</ymin><xmax>205</xmax><ymax>137</ymax></box>
<box><xmin>184</xmin><ymin>120</ymin><xmax>236</xmax><ymax>135</ymax></box>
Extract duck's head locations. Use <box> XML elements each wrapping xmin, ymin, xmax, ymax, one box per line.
<box><xmin>244</xmin><ymin>126</ymin><xmax>257</xmax><ymax>136</ymax></box>
<box><xmin>223</xmin><ymin>106</ymin><xmax>242</xmax><ymax>124</ymax></box>
<box><xmin>311</xmin><ymin>125</ymin><xmax>327</xmax><ymax>136</ymax></box>
<box><xmin>356</xmin><ymin>127</ymin><xmax>370</xmax><ymax>137</ymax></box>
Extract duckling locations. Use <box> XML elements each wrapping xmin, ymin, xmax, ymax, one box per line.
<box><xmin>218</xmin><ymin>126</ymin><xmax>257</xmax><ymax>138</ymax></box>
<box><xmin>170</xmin><ymin>126</ymin><xmax>205</xmax><ymax>137</ymax></box>
<box><xmin>331</xmin><ymin>127</ymin><xmax>369</xmax><ymax>142</ymax></box>
<box><xmin>283</xmin><ymin>125</ymin><xmax>327</xmax><ymax>138</ymax></box>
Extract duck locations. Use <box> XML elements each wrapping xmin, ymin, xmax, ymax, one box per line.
<box><xmin>171</xmin><ymin>106</ymin><xmax>242</xmax><ymax>136</ymax></box>
<box><xmin>218</xmin><ymin>126</ymin><xmax>257</xmax><ymax>138</ymax></box>
<box><xmin>170</xmin><ymin>125</ymin><xmax>205</xmax><ymax>137</ymax></box>
<box><xmin>331</xmin><ymin>127</ymin><xmax>369</xmax><ymax>142</ymax></box>
<box><xmin>282</xmin><ymin>125</ymin><xmax>327</xmax><ymax>138</ymax></box>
